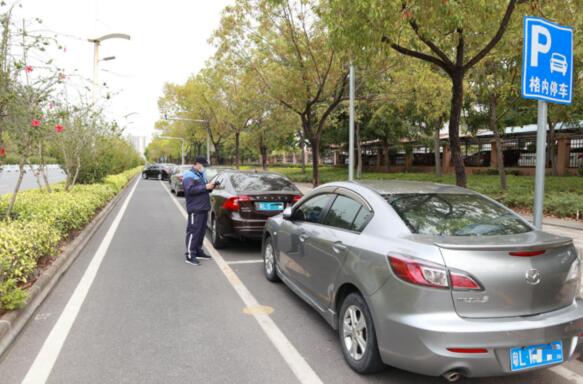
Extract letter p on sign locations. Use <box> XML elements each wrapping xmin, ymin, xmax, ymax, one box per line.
<box><xmin>531</xmin><ymin>25</ymin><xmax>551</xmax><ymax>67</ymax></box>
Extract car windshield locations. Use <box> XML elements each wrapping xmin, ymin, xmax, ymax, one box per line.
<box><xmin>384</xmin><ymin>193</ymin><xmax>531</xmax><ymax>236</ymax></box>
<box><xmin>229</xmin><ymin>173</ymin><xmax>298</xmax><ymax>193</ymax></box>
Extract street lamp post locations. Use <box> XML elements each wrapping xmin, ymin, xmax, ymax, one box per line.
<box><xmin>163</xmin><ymin>116</ymin><xmax>212</xmax><ymax>164</ymax></box>
<box><xmin>159</xmin><ymin>136</ymin><xmax>186</xmax><ymax>165</ymax></box>
<box><xmin>88</xmin><ymin>33</ymin><xmax>131</xmax><ymax>104</ymax></box>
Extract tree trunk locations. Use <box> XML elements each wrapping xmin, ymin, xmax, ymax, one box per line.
<box><xmin>39</xmin><ymin>142</ymin><xmax>51</xmax><ymax>193</ymax></box>
<box><xmin>356</xmin><ymin>122</ymin><xmax>362</xmax><ymax>178</ymax></box>
<box><xmin>548</xmin><ymin>117</ymin><xmax>557</xmax><ymax>176</ymax></box>
<box><xmin>434</xmin><ymin>122</ymin><xmax>442</xmax><ymax>177</ymax></box>
<box><xmin>383</xmin><ymin>142</ymin><xmax>390</xmax><ymax>173</ymax></box>
<box><xmin>310</xmin><ymin>136</ymin><xmax>320</xmax><ymax>186</ymax></box>
<box><xmin>298</xmin><ymin>130</ymin><xmax>306</xmax><ymax>174</ymax></box>
<box><xmin>449</xmin><ymin>71</ymin><xmax>467</xmax><ymax>187</ymax></box>
<box><xmin>490</xmin><ymin>94</ymin><xmax>507</xmax><ymax>190</ymax></box>
<box><xmin>28</xmin><ymin>161</ymin><xmax>43</xmax><ymax>191</ymax></box>
<box><xmin>5</xmin><ymin>158</ymin><xmax>25</xmax><ymax>218</ymax></box>
<box><xmin>235</xmin><ymin>131</ymin><xmax>241</xmax><ymax>169</ymax></box>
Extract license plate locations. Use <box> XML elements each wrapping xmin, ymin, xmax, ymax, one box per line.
<box><xmin>510</xmin><ymin>341</ymin><xmax>563</xmax><ymax>371</ymax></box>
<box><xmin>255</xmin><ymin>202</ymin><xmax>284</xmax><ymax>211</ymax></box>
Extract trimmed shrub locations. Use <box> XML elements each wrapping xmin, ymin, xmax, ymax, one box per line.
<box><xmin>0</xmin><ymin>166</ymin><xmax>141</xmax><ymax>311</ymax></box>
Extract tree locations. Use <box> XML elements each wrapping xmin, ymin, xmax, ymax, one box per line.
<box><xmin>326</xmin><ymin>0</ymin><xmax>531</xmax><ymax>187</ymax></box>
<box><xmin>213</xmin><ymin>0</ymin><xmax>349</xmax><ymax>185</ymax></box>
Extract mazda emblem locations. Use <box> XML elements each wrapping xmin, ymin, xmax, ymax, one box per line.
<box><xmin>525</xmin><ymin>268</ymin><xmax>541</xmax><ymax>285</ymax></box>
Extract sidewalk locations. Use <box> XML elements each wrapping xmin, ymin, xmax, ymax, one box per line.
<box><xmin>295</xmin><ymin>182</ymin><xmax>583</xmax><ymax>253</ymax></box>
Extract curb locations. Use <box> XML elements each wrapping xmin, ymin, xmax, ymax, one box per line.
<box><xmin>0</xmin><ymin>176</ymin><xmax>137</xmax><ymax>359</ymax></box>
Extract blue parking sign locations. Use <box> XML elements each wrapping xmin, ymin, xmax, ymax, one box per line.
<box><xmin>522</xmin><ymin>17</ymin><xmax>573</xmax><ymax>105</ymax></box>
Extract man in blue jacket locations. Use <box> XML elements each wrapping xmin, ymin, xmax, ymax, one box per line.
<box><xmin>182</xmin><ymin>157</ymin><xmax>216</xmax><ymax>266</ymax></box>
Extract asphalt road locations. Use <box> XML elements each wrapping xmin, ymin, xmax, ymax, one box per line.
<box><xmin>1</xmin><ymin>178</ymin><xmax>582</xmax><ymax>384</ymax></box>
<box><xmin>0</xmin><ymin>167</ymin><xmax>67</xmax><ymax>195</ymax></box>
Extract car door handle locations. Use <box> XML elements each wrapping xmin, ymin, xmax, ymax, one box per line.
<box><xmin>299</xmin><ymin>234</ymin><xmax>308</xmax><ymax>242</ymax></box>
<box><xmin>332</xmin><ymin>242</ymin><xmax>347</xmax><ymax>253</ymax></box>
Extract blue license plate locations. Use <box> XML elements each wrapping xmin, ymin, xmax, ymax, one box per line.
<box><xmin>256</xmin><ymin>202</ymin><xmax>284</xmax><ymax>211</ymax></box>
<box><xmin>510</xmin><ymin>341</ymin><xmax>563</xmax><ymax>371</ymax></box>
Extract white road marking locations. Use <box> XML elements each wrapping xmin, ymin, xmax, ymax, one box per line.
<box><xmin>550</xmin><ymin>365</ymin><xmax>583</xmax><ymax>384</ymax></box>
<box><xmin>227</xmin><ymin>259</ymin><xmax>264</xmax><ymax>265</ymax></box>
<box><xmin>21</xmin><ymin>177</ymin><xmax>140</xmax><ymax>384</ymax></box>
<box><xmin>161</xmin><ymin>181</ymin><xmax>323</xmax><ymax>384</ymax></box>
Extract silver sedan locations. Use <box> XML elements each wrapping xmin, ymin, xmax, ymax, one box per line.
<box><xmin>262</xmin><ymin>180</ymin><xmax>583</xmax><ymax>381</ymax></box>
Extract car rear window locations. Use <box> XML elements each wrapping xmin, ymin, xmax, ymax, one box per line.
<box><xmin>384</xmin><ymin>193</ymin><xmax>531</xmax><ymax>236</ymax></box>
<box><xmin>229</xmin><ymin>173</ymin><xmax>298</xmax><ymax>193</ymax></box>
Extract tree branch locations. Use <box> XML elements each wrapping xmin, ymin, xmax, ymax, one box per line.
<box><xmin>464</xmin><ymin>0</ymin><xmax>519</xmax><ymax>70</ymax></box>
<box><xmin>383</xmin><ymin>36</ymin><xmax>452</xmax><ymax>75</ymax></box>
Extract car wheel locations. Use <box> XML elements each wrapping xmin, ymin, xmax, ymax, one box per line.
<box><xmin>142</xmin><ymin>173</ymin><xmax>148</xmax><ymax>180</ymax></box>
<box><xmin>263</xmin><ymin>237</ymin><xmax>279</xmax><ymax>282</ymax></box>
<box><xmin>170</xmin><ymin>182</ymin><xmax>175</xmax><ymax>193</ymax></box>
<box><xmin>210</xmin><ymin>215</ymin><xmax>227</xmax><ymax>249</ymax></box>
<box><xmin>339</xmin><ymin>293</ymin><xmax>384</xmax><ymax>374</ymax></box>
<box><xmin>157</xmin><ymin>173</ymin><xmax>162</xmax><ymax>180</ymax></box>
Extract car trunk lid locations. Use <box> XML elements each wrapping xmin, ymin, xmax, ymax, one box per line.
<box><xmin>433</xmin><ymin>231</ymin><xmax>578</xmax><ymax>318</ymax></box>
<box><xmin>237</xmin><ymin>192</ymin><xmax>301</xmax><ymax>219</ymax></box>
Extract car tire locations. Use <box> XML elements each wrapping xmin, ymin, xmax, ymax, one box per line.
<box><xmin>338</xmin><ymin>292</ymin><xmax>384</xmax><ymax>374</ymax></box>
<box><xmin>157</xmin><ymin>173</ymin><xmax>162</xmax><ymax>180</ymax></box>
<box><xmin>210</xmin><ymin>215</ymin><xmax>227</xmax><ymax>249</ymax></box>
<box><xmin>142</xmin><ymin>173</ymin><xmax>148</xmax><ymax>180</ymax></box>
<box><xmin>263</xmin><ymin>236</ymin><xmax>280</xmax><ymax>282</ymax></box>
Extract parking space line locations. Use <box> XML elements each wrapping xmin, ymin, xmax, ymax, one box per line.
<box><xmin>161</xmin><ymin>181</ymin><xmax>323</xmax><ymax>384</ymax></box>
<box><xmin>21</xmin><ymin>177</ymin><xmax>141</xmax><ymax>384</ymax></box>
<box><xmin>226</xmin><ymin>259</ymin><xmax>264</xmax><ymax>265</ymax></box>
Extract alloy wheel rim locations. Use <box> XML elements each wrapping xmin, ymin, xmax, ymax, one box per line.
<box><xmin>342</xmin><ymin>305</ymin><xmax>367</xmax><ymax>361</ymax></box>
<box><xmin>212</xmin><ymin>219</ymin><xmax>217</xmax><ymax>242</ymax></box>
<box><xmin>265</xmin><ymin>243</ymin><xmax>274</xmax><ymax>275</ymax></box>
<box><xmin>158</xmin><ymin>174</ymin><xmax>162</xmax><ymax>180</ymax></box>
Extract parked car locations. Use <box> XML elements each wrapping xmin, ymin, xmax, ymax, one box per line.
<box><xmin>262</xmin><ymin>180</ymin><xmax>583</xmax><ymax>380</ymax></box>
<box><xmin>207</xmin><ymin>170</ymin><xmax>302</xmax><ymax>248</ymax></box>
<box><xmin>169</xmin><ymin>165</ymin><xmax>193</xmax><ymax>196</ymax></box>
<box><xmin>142</xmin><ymin>164</ymin><xmax>171</xmax><ymax>180</ymax></box>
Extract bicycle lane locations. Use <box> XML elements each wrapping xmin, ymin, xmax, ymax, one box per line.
<box><xmin>0</xmin><ymin>178</ymin><xmax>300</xmax><ymax>384</ymax></box>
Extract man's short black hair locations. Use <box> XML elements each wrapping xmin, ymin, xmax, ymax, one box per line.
<box><xmin>194</xmin><ymin>156</ymin><xmax>209</xmax><ymax>166</ymax></box>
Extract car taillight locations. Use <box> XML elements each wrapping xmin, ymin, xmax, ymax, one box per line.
<box><xmin>447</xmin><ymin>348</ymin><xmax>488</xmax><ymax>354</ymax></box>
<box><xmin>292</xmin><ymin>195</ymin><xmax>302</xmax><ymax>203</ymax></box>
<box><xmin>388</xmin><ymin>256</ymin><xmax>448</xmax><ymax>289</ymax></box>
<box><xmin>223</xmin><ymin>195</ymin><xmax>251</xmax><ymax>211</ymax></box>
<box><xmin>388</xmin><ymin>256</ymin><xmax>482</xmax><ymax>291</ymax></box>
<box><xmin>449</xmin><ymin>272</ymin><xmax>481</xmax><ymax>290</ymax></box>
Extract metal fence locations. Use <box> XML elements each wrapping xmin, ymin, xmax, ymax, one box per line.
<box><xmin>571</xmin><ymin>136</ymin><xmax>583</xmax><ymax>168</ymax></box>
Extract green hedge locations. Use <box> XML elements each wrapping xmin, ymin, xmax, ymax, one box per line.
<box><xmin>0</xmin><ymin>166</ymin><xmax>141</xmax><ymax>311</ymax></box>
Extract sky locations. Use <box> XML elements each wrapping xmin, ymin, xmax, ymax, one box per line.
<box><xmin>14</xmin><ymin>0</ymin><xmax>233</xmax><ymax>142</ymax></box>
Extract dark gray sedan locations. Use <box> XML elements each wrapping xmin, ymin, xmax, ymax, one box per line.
<box><xmin>262</xmin><ymin>180</ymin><xmax>583</xmax><ymax>381</ymax></box>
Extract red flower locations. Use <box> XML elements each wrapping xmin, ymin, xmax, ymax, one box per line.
<box><xmin>25</xmin><ymin>65</ymin><xmax>33</xmax><ymax>73</ymax></box>
<box><xmin>54</xmin><ymin>124</ymin><xmax>64</xmax><ymax>133</ymax></box>
<box><xmin>31</xmin><ymin>119</ymin><xmax>41</xmax><ymax>127</ymax></box>
<box><xmin>0</xmin><ymin>147</ymin><xmax>5</xmax><ymax>157</ymax></box>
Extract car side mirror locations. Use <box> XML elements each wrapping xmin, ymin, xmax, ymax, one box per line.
<box><xmin>282</xmin><ymin>207</ymin><xmax>293</xmax><ymax>220</ymax></box>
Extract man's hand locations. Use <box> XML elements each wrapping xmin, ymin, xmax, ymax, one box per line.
<box><xmin>205</xmin><ymin>181</ymin><xmax>216</xmax><ymax>191</ymax></box>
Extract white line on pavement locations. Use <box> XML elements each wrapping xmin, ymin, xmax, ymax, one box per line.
<box><xmin>227</xmin><ymin>259</ymin><xmax>264</xmax><ymax>265</ymax></box>
<box><xmin>21</xmin><ymin>177</ymin><xmax>141</xmax><ymax>384</ymax></box>
<box><xmin>550</xmin><ymin>365</ymin><xmax>583</xmax><ymax>384</ymax></box>
<box><xmin>161</xmin><ymin>181</ymin><xmax>323</xmax><ymax>384</ymax></box>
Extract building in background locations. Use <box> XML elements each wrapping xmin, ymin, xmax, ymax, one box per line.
<box><xmin>127</xmin><ymin>134</ymin><xmax>147</xmax><ymax>158</ymax></box>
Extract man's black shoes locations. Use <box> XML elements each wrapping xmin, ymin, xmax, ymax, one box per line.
<box><xmin>185</xmin><ymin>258</ymin><xmax>201</xmax><ymax>266</ymax></box>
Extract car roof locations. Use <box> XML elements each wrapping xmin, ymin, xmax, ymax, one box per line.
<box><xmin>350</xmin><ymin>180</ymin><xmax>474</xmax><ymax>195</ymax></box>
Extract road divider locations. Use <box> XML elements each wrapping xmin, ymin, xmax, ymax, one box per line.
<box><xmin>160</xmin><ymin>181</ymin><xmax>324</xmax><ymax>384</ymax></box>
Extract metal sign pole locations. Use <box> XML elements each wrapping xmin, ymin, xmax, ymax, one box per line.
<box><xmin>348</xmin><ymin>64</ymin><xmax>355</xmax><ymax>181</ymax></box>
<box><xmin>533</xmin><ymin>100</ymin><xmax>547</xmax><ymax>230</ymax></box>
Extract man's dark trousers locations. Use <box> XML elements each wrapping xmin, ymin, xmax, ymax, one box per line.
<box><xmin>186</xmin><ymin>210</ymin><xmax>209</xmax><ymax>260</ymax></box>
